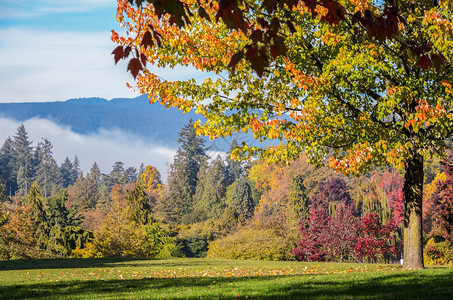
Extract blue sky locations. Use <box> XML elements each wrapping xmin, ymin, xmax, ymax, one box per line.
<box><xmin>0</xmin><ymin>1</ymin><xmax>184</xmax><ymax>103</ymax></box>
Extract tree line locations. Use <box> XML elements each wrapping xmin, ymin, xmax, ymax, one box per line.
<box><xmin>1</xmin><ymin>122</ymin><xmax>452</xmax><ymax>264</ymax></box>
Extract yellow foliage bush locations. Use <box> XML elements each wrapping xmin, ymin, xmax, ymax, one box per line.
<box><xmin>207</xmin><ymin>228</ymin><xmax>294</xmax><ymax>261</ymax></box>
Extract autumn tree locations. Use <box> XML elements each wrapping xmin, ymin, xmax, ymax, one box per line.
<box><xmin>355</xmin><ymin>212</ymin><xmax>397</xmax><ymax>263</ymax></box>
<box><xmin>139</xmin><ymin>164</ymin><xmax>162</xmax><ymax>205</ymax></box>
<box><xmin>115</xmin><ymin>0</ymin><xmax>453</xmax><ymax>269</ymax></box>
<box><xmin>424</xmin><ymin>158</ymin><xmax>453</xmax><ymax>264</ymax></box>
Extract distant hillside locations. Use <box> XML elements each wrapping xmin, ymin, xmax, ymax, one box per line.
<box><xmin>0</xmin><ymin>95</ymin><xmax>201</xmax><ymax>148</ymax></box>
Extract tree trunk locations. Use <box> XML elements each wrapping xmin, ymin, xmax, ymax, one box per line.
<box><xmin>403</xmin><ymin>152</ymin><xmax>424</xmax><ymax>269</ymax></box>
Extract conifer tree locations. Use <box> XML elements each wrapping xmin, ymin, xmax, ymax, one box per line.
<box><xmin>60</xmin><ymin>157</ymin><xmax>74</xmax><ymax>188</ymax></box>
<box><xmin>46</xmin><ymin>189</ymin><xmax>82</xmax><ymax>228</ymax></box>
<box><xmin>12</xmin><ymin>125</ymin><xmax>34</xmax><ymax>195</ymax></box>
<box><xmin>192</xmin><ymin>155</ymin><xmax>228</xmax><ymax>222</ymax></box>
<box><xmin>0</xmin><ymin>137</ymin><xmax>16</xmax><ymax>195</ymax></box>
<box><xmin>35</xmin><ymin>139</ymin><xmax>60</xmax><ymax>198</ymax></box>
<box><xmin>71</xmin><ymin>156</ymin><xmax>80</xmax><ymax>184</ymax></box>
<box><xmin>125</xmin><ymin>179</ymin><xmax>154</xmax><ymax>225</ymax></box>
<box><xmin>155</xmin><ymin>120</ymin><xmax>208</xmax><ymax>225</ymax></box>
<box><xmin>288</xmin><ymin>174</ymin><xmax>310</xmax><ymax>228</ymax></box>
<box><xmin>230</xmin><ymin>177</ymin><xmax>254</xmax><ymax>220</ymax></box>
<box><xmin>225</xmin><ymin>139</ymin><xmax>245</xmax><ymax>184</ymax></box>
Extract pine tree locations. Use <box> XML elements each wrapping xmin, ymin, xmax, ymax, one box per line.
<box><xmin>125</xmin><ymin>167</ymin><xmax>138</xmax><ymax>183</ymax></box>
<box><xmin>230</xmin><ymin>177</ymin><xmax>254</xmax><ymax>220</ymax></box>
<box><xmin>0</xmin><ymin>137</ymin><xmax>16</xmax><ymax>195</ymax></box>
<box><xmin>71</xmin><ymin>156</ymin><xmax>80</xmax><ymax>184</ymax></box>
<box><xmin>46</xmin><ymin>188</ymin><xmax>82</xmax><ymax>228</ymax></box>
<box><xmin>60</xmin><ymin>157</ymin><xmax>74</xmax><ymax>188</ymax></box>
<box><xmin>225</xmin><ymin>139</ymin><xmax>245</xmax><ymax>184</ymax></box>
<box><xmin>35</xmin><ymin>139</ymin><xmax>61</xmax><ymax>198</ymax></box>
<box><xmin>125</xmin><ymin>179</ymin><xmax>154</xmax><ymax>225</ymax></box>
<box><xmin>192</xmin><ymin>155</ymin><xmax>228</xmax><ymax>222</ymax></box>
<box><xmin>104</xmin><ymin>161</ymin><xmax>126</xmax><ymax>189</ymax></box>
<box><xmin>288</xmin><ymin>174</ymin><xmax>310</xmax><ymax>228</ymax></box>
<box><xmin>12</xmin><ymin>125</ymin><xmax>34</xmax><ymax>195</ymax></box>
<box><xmin>155</xmin><ymin>120</ymin><xmax>208</xmax><ymax>225</ymax></box>
<box><xmin>71</xmin><ymin>170</ymin><xmax>99</xmax><ymax>211</ymax></box>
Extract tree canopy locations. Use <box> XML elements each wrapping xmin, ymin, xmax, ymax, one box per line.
<box><xmin>113</xmin><ymin>0</ymin><xmax>453</xmax><ymax>269</ymax></box>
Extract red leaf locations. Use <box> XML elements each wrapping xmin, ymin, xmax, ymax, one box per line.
<box><xmin>124</xmin><ymin>46</ymin><xmax>132</xmax><ymax>58</ymax></box>
<box><xmin>250</xmin><ymin>29</ymin><xmax>263</xmax><ymax>44</ymax></box>
<box><xmin>418</xmin><ymin>55</ymin><xmax>432</xmax><ymax>70</ymax></box>
<box><xmin>228</xmin><ymin>51</ymin><xmax>243</xmax><ymax>72</ymax></box>
<box><xmin>302</xmin><ymin>0</ymin><xmax>317</xmax><ymax>14</ymax></box>
<box><xmin>140</xmin><ymin>53</ymin><xmax>147</xmax><ymax>67</ymax></box>
<box><xmin>112</xmin><ymin>46</ymin><xmax>124</xmax><ymax>64</ymax></box>
<box><xmin>257</xmin><ymin>17</ymin><xmax>269</xmax><ymax>28</ymax></box>
<box><xmin>431</xmin><ymin>53</ymin><xmax>446</xmax><ymax>72</ymax></box>
<box><xmin>198</xmin><ymin>6</ymin><xmax>211</xmax><ymax>21</ymax></box>
<box><xmin>127</xmin><ymin>58</ymin><xmax>143</xmax><ymax>79</ymax></box>
<box><xmin>262</xmin><ymin>0</ymin><xmax>277</xmax><ymax>13</ymax></box>
<box><xmin>270</xmin><ymin>45</ymin><xmax>279</xmax><ymax>59</ymax></box>
<box><xmin>141</xmin><ymin>31</ymin><xmax>154</xmax><ymax>49</ymax></box>
<box><xmin>286</xmin><ymin>21</ymin><xmax>296</xmax><ymax>34</ymax></box>
<box><xmin>323</xmin><ymin>0</ymin><xmax>345</xmax><ymax>25</ymax></box>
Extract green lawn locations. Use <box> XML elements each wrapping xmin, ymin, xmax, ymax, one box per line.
<box><xmin>0</xmin><ymin>258</ymin><xmax>452</xmax><ymax>299</ymax></box>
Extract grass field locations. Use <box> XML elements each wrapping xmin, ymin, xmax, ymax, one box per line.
<box><xmin>0</xmin><ymin>258</ymin><xmax>452</xmax><ymax>299</ymax></box>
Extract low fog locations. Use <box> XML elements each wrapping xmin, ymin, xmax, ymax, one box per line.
<box><xmin>0</xmin><ymin>117</ymin><xmax>176</xmax><ymax>181</ymax></box>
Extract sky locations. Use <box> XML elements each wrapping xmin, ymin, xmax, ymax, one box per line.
<box><xmin>0</xmin><ymin>0</ymin><xmax>141</xmax><ymax>102</ymax></box>
<box><xmin>0</xmin><ymin>0</ymin><xmax>205</xmax><ymax>179</ymax></box>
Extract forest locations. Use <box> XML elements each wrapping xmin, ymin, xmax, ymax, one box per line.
<box><xmin>0</xmin><ymin>121</ymin><xmax>452</xmax><ymax>265</ymax></box>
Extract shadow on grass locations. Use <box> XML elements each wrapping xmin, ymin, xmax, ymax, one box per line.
<box><xmin>1</xmin><ymin>270</ymin><xmax>453</xmax><ymax>299</ymax></box>
<box><xmin>0</xmin><ymin>258</ymin><xmax>153</xmax><ymax>271</ymax></box>
<box><xmin>0</xmin><ymin>257</ymin><xmax>242</xmax><ymax>271</ymax></box>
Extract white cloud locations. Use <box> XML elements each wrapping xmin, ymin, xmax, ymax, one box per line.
<box><xmin>0</xmin><ymin>117</ymin><xmax>176</xmax><ymax>181</ymax></box>
<box><xmin>0</xmin><ymin>28</ymin><xmax>215</xmax><ymax>103</ymax></box>
<box><xmin>0</xmin><ymin>28</ymin><xmax>140</xmax><ymax>102</ymax></box>
<box><xmin>0</xmin><ymin>0</ymin><xmax>113</xmax><ymax>18</ymax></box>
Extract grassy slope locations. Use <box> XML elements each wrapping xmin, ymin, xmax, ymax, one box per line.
<box><xmin>0</xmin><ymin>258</ymin><xmax>452</xmax><ymax>299</ymax></box>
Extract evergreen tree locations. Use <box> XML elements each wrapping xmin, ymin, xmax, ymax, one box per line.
<box><xmin>288</xmin><ymin>174</ymin><xmax>310</xmax><ymax>228</ymax></box>
<box><xmin>155</xmin><ymin>120</ymin><xmax>208</xmax><ymax>225</ymax></box>
<box><xmin>60</xmin><ymin>157</ymin><xmax>75</xmax><ymax>188</ymax></box>
<box><xmin>46</xmin><ymin>189</ymin><xmax>83</xmax><ymax>228</ymax></box>
<box><xmin>90</xmin><ymin>162</ymin><xmax>101</xmax><ymax>185</ymax></box>
<box><xmin>0</xmin><ymin>137</ymin><xmax>16</xmax><ymax>195</ymax></box>
<box><xmin>230</xmin><ymin>177</ymin><xmax>254</xmax><ymax>220</ymax></box>
<box><xmin>71</xmin><ymin>171</ymin><xmax>99</xmax><ymax>210</ymax></box>
<box><xmin>139</xmin><ymin>163</ymin><xmax>145</xmax><ymax>176</ymax></box>
<box><xmin>192</xmin><ymin>156</ymin><xmax>228</xmax><ymax>222</ymax></box>
<box><xmin>104</xmin><ymin>161</ymin><xmax>126</xmax><ymax>189</ymax></box>
<box><xmin>225</xmin><ymin>139</ymin><xmax>244</xmax><ymax>184</ymax></box>
<box><xmin>28</xmin><ymin>182</ymin><xmax>49</xmax><ymax>239</ymax></box>
<box><xmin>35</xmin><ymin>139</ymin><xmax>61</xmax><ymax>198</ymax></box>
<box><xmin>71</xmin><ymin>156</ymin><xmax>80</xmax><ymax>184</ymax></box>
<box><xmin>125</xmin><ymin>179</ymin><xmax>153</xmax><ymax>225</ymax></box>
<box><xmin>125</xmin><ymin>166</ymin><xmax>138</xmax><ymax>183</ymax></box>
<box><xmin>12</xmin><ymin>125</ymin><xmax>34</xmax><ymax>195</ymax></box>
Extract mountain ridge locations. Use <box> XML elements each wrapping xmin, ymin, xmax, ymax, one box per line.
<box><xmin>0</xmin><ymin>95</ymin><xmax>200</xmax><ymax>148</ymax></box>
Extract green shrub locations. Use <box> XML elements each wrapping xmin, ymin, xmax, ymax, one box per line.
<box><xmin>207</xmin><ymin>228</ymin><xmax>294</xmax><ymax>261</ymax></box>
